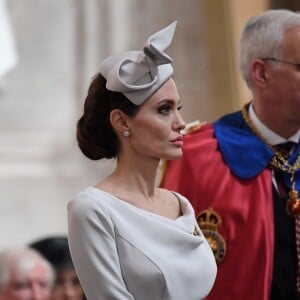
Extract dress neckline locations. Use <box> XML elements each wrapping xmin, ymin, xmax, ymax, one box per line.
<box><xmin>89</xmin><ymin>186</ymin><xmax>186</xmax><ymax>222</ymax></box>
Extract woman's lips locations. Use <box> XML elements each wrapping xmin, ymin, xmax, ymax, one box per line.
<box><xmin>170</xmin><ymin>136</ymin><xmax>183</xmax><ymax>147</ymax></box>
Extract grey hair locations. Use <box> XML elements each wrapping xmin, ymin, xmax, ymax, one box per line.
<box><xmin>0</xmin><ymin>247</ymin><xmax>55</xmax><ymax>291</ymax></box>
<box><xmin>239</xmin><ymin>9</ymin><xmax>300</xmax><ymax>88</ymax></box>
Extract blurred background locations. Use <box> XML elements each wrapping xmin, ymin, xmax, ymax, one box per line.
<box><xmin>0</xmin><ymin>0</ymin><xmax>299</xmax><ymax>249</ymax></box>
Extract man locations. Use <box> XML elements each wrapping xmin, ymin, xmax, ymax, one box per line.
<box><xmin>29</xmin><ymin>236</ymin><xmax>86</xmax><ymax>300</ymax></box>
<box><xmin>0</xmin><ymin>247</ymin><xmax>54</xmax><ymax>300</ymax></box>
<box><xmin>161</xmin><ymin>9</ymin><xmax>300</xmax><ymax>300</ymax></box>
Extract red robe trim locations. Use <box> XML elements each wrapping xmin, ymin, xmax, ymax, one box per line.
<box><xmin>161</xmin><ymin>123</ymin><xmax>274</xmax><ymax>300</ymax></box>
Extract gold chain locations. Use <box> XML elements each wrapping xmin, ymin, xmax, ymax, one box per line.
<box><xmin>241</xmin><ymin>104</ymin><xmax>300</xmax><ymax>178</ymax></box>
<box><xmin>241</xmin><ymin>104</ymin><xmax>300</xmax><ymax>216</ymax></box>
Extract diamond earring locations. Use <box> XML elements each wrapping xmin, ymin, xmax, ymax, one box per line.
<box><xmin>123</xmin><ymin>131</ymin><xmax>130</xmax><ymax>137</ymax></box>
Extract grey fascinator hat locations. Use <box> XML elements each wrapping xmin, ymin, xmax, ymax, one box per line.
<box><xmin>99</xmin><ymin>21</ymin><xmax>177</xmax><ymax>105</ymax></box>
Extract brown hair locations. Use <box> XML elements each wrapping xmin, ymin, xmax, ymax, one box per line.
<box><xmin>76</xmin><ymin>73</ymin><xmax>139</xmax><ymax>160</ymax></box>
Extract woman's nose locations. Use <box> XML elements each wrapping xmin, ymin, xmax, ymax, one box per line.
<box><xmin>174</xmin><ymin>112</ymin><xmax>186</xmax><ymax>131</ymax></box>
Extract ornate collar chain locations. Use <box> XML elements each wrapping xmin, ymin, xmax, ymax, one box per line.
<box><xmin>241</xmin><ymin>104</ymin><xmax>300</xmax><ymax>216</ymax></box>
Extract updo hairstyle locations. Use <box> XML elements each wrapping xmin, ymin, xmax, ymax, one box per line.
<box><xmin>77</xmin><ymin>73</ymin><xmax>139</xmax><ymax>160</ymax></box>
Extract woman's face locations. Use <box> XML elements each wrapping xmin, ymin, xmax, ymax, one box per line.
<box><xmin>126</xmin><ymin>78</ymin><xmax>186</xmax><ymax>161</ymax></box>
<box><xmin>52</xmin><ymin>269</ymin><xmax>84</xmax><ymax>300</ymax></box>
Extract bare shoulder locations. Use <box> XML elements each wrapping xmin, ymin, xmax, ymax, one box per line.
<box><xmin>157</xmin><ymin>187</ymin><xmax>174</xmax><ymax>197</ymax></box>
<box><xmin>157</xmin><ymin>188</ymin><xmax>181</xmax><ymax>207</ymax></box>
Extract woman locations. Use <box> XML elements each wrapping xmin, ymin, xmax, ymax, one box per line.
<box><xmin>29</xmin><ymin>236</ymin><xmax>86</xmax><ymax>300</ymax></box>
<box><xmin>68</xmin><ymin>21</ymin><xmax>216</xmax><ymax>300</ymax></box>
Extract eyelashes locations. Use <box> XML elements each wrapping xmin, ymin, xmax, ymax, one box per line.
<box><xmin>158</xmin><ymin>105</ymin><xmax>171</xmax><ymax>115</ymax></box>
<box><xmin>156</xmin><ymin>95</ymin><xmax>182</xmax><ymax>116</ymax></box>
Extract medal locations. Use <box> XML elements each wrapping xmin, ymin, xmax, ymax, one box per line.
<box><xmin>271</xmin><ymin>153</ymin><xmax>300</xmax><ymax>216</ymax></box>
<box><xmin>197</xmin><ymin>208</ymin><xmax>226</xmax><ymax>264</ymax></box>
<box><xmin>287</xmin><ymin>189</ymin><xmax>300</xmax><ymax>216</ymax></box>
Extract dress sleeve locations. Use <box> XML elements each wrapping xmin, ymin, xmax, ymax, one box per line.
<box><xmin>67</xmin><ymin>194</ymin><xmax>135</xmax><ymax>300</ymax></box>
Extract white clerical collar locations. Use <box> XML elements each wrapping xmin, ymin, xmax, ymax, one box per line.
<box><xmin>248</xmin><ymin>103</ymin><xmax>300</xmax><ymax>145</ymax></box>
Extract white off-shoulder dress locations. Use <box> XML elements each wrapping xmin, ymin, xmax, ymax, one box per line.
<box><xmin>68</xmin><ymin>187</ymin><xmax>216</xmax><ymax>300</ymax></box>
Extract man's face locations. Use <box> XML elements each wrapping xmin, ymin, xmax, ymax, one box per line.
<box><xmin>267</xmin><ymin>26</ymin><xmax>300</xmax><ymax>128</ymax></box>
<box><xmin>0</xmin><ymin>262</ymin><xmax>52</xmax><ymax>300</ymax></box>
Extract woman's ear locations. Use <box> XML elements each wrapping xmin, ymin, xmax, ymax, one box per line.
<box><xmin>110</xmin><ymin>109</ymin><xmax>129</xmax><ymax>135</ymax></box>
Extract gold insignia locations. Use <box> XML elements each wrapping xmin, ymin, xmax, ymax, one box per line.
<box><xmin>197</xmin><ymin>208</ymin><xmax>226</xmax><ymax>264</ymax></box>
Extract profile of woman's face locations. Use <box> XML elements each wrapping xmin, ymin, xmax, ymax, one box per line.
<box><xmin>125</xmin><ymin>78</ymin><xmax>186</xmax><ymax>161</ymax></box>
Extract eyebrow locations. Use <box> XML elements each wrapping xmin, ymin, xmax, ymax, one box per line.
<box><xmin>159</xmin><ymin>99</ymin><xmax>181</xmax><ymax>106</ymax></box>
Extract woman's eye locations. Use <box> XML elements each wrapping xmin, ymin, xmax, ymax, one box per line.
<box><xmin>158</xmin><ymin>105</ymin><xmax>171</xmax><ymax>115</ymax></box>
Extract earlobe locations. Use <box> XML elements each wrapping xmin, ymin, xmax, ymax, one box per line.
<box><xmin>110</xmin><ymin>109</ymin><xmax>129</xmax><ymax>134</ymax></box>
<box><xmin>252</xmin><ymin>60</ymin><xmax>268</xmax><ymax>87</ymax></box>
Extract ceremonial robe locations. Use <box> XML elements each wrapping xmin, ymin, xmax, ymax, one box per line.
<box><xmin>161</xmin><ymin>110</ymin><xmax>300</xmax><ymax>299</ymax></box>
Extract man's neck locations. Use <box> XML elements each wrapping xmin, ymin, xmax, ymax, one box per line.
<box><xmin>249</xmin><ymin>103</ymin><xmax>300</xmax><ymax>145</ymax></box>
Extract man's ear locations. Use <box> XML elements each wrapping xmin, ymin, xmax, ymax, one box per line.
<box><xmin>251</xmin><ymin>59</ymin><xmax>269</xmax><ymax>87</ymax></box>
<box><xmin>110</xmin><ymin>109</ymin><xmax>129</xmax><ymax>134</ymax></box>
